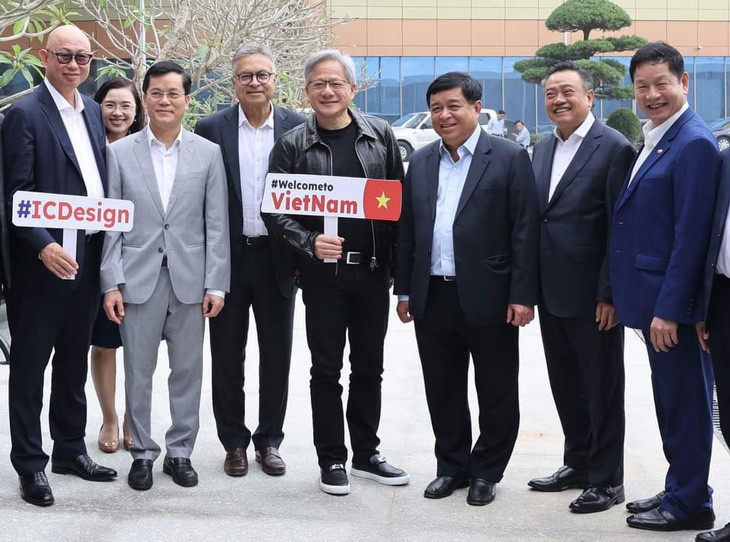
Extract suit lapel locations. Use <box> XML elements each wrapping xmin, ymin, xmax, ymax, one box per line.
<box><xmin>133</xmin><ymin>129</ymin><xmax>166</xmax><ymax>218</ymax></box>
<box><xmin>220</xmin><ymin>106</ymin><xmax>241</xmax><ymax>205</ymax></box>
<box><xmin>617</xmin><ymin>109</ymin><xmax>692</xmax><ymax>209</ymax></box>
<box><xmin>545</xmin><ymin>123</ymin><xmax>602</xmax><ymax>211</ymax></box>
<box><xmin>37</xmin><ymin>84</ymin><xmax>83</xmax><ymax>178</ymax></box>
<box><xmin>425</xmin><ymin>144</ymin><xmax>441</xmax><ymax>221</ymax></box>
<box><xmin>455</xmin><ymin>132</ymin><xmax>491</xmax><ymax>220</ymax></box>
<box><xmin>535</xmin><ymin>137</ymin><xmax>557</xmax><ymax>212</ymax></box>
<box><xmin>165</xmin><ymin>129</ymin><xmax>195</xmax><ymax>216</ymax></box>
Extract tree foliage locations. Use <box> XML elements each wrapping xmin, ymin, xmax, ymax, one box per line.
<box><xmin>1</xmin><ymin>0</ymin><xmax>345</xmax><ymax>115</ymax></box>
<box><xmin>606</xmin><ymin>107</ymin><xmax>642</xmax><ymax>146</ymax></box>
<box><xmin>515</xmin><ymin>0</ymin><xmax>646</xmax><ymax>100</ymax></box>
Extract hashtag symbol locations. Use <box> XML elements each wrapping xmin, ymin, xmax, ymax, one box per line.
<box><xmin>270</xmin><ymin>179</ymin><xmax>277</xmax><ymax>188</ymax></box>
<box><xmin>17</xmin><ymin>199</ymin><xmax>31</xmax><ymax>219</ymax></box>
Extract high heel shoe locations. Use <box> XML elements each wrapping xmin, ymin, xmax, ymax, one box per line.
<box><xmin>98</xmin><ymin>424</ymin><xmax>119</xmax><ymax>453</ymax></box>
<box><xmin>123</xmin><ymin>416</ymin><xmax>134</xmax><ymax>451</ymax></box>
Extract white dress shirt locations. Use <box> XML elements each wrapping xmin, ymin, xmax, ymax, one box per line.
<box><xmin>488</xmin><ymin>117</ymin><xmax>505</xmax><ymax>136</ymax></box>
<box><xmin>238</xmin><ymin>105</ymin><xmax>275</xmax><ymax>236</ymax></box>
<box><xmin>515</xmin><ymin>127</ymin><xmax>530</xmax><ymax>148</ymax></box>
<box><xmin>430</xmin><ymin>125</ymin><xmax>482</xmax><ymax>276</ymax></box>
<box><xmin>628</xmin><ymin>102</ymin><xmax>689</xmax><ymax>186</ymax></box>
<box><xmin>44</xmin><ymin>79</ymin><xmax>105</xmax><ymax>206</ymax></box>
<box><xmin>548</xmin><ymin>112</ymin><xmax>595</xmax><ymax>201</ymax></box>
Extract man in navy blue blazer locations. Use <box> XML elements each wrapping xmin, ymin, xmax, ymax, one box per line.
<box><xmin>610</xmin><ymin>41</ymin><xmax>720</xmax><ymax>532</ymax></box>
<box><xmin>2</xmin><ymin>25</ymin><xmax>117</xmax><ymax>507</ymax></box>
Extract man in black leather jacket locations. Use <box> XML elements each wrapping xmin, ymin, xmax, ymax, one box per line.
<box><xmin>263</xmin><ymin>49</ymin><xmax>408</xmax><ymax>496</ymax></box>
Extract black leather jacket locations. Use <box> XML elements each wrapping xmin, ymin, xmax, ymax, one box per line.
<box><xmin>263</xmin><ymin>110</ymin><xmax>404</xmax><ymax>271</ymax></box>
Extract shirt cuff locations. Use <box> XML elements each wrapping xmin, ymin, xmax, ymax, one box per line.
<box><xmin>398</xmin><ymin>295</ymin><xmax>409</xmax><ymax>302</ymax></box>
<box><xmin>206</xmin><ymin>289</ymin><xmax>226</xmax><ymax>299</ymax></box>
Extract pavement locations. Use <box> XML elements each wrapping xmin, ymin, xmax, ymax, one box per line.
<box><xmin>0</xmin><ymin>295</ymin><xmax>728</xmax><ymax>542</ymax></box>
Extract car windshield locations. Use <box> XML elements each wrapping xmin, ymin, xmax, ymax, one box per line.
<box><xmin>392</xmin><ymin>112</ymin><xmax>427</xmax><ymax>128</ymax></box>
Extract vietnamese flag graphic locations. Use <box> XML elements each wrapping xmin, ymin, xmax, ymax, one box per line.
<box><xmin>363</xmin><ymin>179</ymin><xmax>402</xmax><ymax>221</ymax></box>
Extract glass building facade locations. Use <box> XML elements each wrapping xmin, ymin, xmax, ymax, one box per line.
<box><xmin>353</xmin><ymin>56</ymin><xmax>730</xmax><ymax>132</ymax></box>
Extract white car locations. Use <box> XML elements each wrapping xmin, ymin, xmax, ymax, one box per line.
<box><xmin>391</xmin><ymin>108</ymin><xmax>498</xmax><ymax>161</ymax></box>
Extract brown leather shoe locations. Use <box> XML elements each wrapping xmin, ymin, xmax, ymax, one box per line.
<box><xmin>256</xmin><ymin>447</ymin><xmax>286</xmax><ymax>476</ymax></box>
<box><xmin>223</xmin><ymin>448</ymin><xmax>248</xmax><ymax>477</ymax></box>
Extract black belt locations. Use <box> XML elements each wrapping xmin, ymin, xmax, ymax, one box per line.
<box><xmin>243</xmin><ymin>236</ymin><xmax>269</xmax><ymax>247</ymax></box>
<box><xmin>431</xmin><ymin>275</ymin><xmax>456</xmax><ymax>282</ymax></box>
<box><xmin>344</xmin><ymin>251</ymin><xmax>365</xmax><ymax>265</ymax></box>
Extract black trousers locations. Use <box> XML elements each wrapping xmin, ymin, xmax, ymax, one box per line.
<box><xmin>413</xmin><ymin>278</ymin><xmax>519</xmax><ymax>481</ymax></box>
<box><xmin>209</xmin><ymin>239</ymin><xmax>295</xmax><ymax>451</ymax></box>
<box><xmin>708</xmin><ymin>273</ymin><xmax>730</xmax><ymax>445</ymax></box>
<box><xmin>300</xmin><ymin>262</ymin><xmax>389</xmax><ymax>468</ymax></box>
<box><xmin>8</xmin><ymin>234</ymin><xmax>101</xmax><ymax>475</ymax></box>
<box><xmin>538</xmin><ymin>307</ymin><xmax>625</xmax><ymax>486</ymax></box>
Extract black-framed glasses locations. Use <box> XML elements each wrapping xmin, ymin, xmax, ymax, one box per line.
<box><xmin>46</xmin><ymin>49</ymin><xmax>93</xmax><ymax>66</ymax></box>
<box><xmin>234</xmin><ymin>71</ymin><xmax>275</xmax><ymax>85</ymax></box>
<box><xmin>307</xmin><ymin>79</ymin><xmax>349</xmax><ymax>92</ymax></box>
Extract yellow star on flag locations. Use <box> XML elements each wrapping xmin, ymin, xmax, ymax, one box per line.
<box><xmin>376</xmin><ymin>191</ymin><xmax>390</xmax><ymax>209</ymax></box>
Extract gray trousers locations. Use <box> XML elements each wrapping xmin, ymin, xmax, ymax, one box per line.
<box><xmin>120</xmin><ymin>268</ymin><xmax>204</xmax><ymax>461</ymax></box>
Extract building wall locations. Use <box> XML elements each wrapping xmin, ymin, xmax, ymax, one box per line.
<box><xmin>331</xmin><ymin>0</ymin><xmax>730</xmax><ymax>57</ymax></box>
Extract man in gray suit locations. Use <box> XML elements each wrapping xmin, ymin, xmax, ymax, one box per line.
<box><xmin>101</xmin><ymin>61</ymin><xmax>230</xmax><ymax>491</ymax></box>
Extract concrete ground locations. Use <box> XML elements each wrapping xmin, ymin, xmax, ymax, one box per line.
<box><xmin>0</xmin><ymin>295</ymin><xmax>727</xmax><ymax>542</ymax></box>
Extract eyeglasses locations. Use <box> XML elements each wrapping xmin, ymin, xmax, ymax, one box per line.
<box><xmin>234</xmin><ymin>71</ymin><xmax>275</xmax><ymax>85</ymax></box>
<box><xmin>46</xmin><ymin>49</ymin><xmax>93</xmax><ymax>66</ymax></box>
<box><xmin>101</xmin><ymin>101</ymin><xmax>135</xmax><ymax>112</ymax></box>
<box><xmin>308</xmin><ymin>79</ymin><xmax>350</xmax><ymax>92</ymax></box>
<box><xmin>146</xmin><ymin>90</ymin><xmax>185</xmax><ymax>100</ymax></box>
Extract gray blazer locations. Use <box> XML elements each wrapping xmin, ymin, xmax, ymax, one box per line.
<box><xmin>100</xmin><ymin>127</ymin><xmax>230</xmax><ymax>304</ymax></box>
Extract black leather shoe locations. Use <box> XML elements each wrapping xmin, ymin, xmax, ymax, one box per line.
<box><xmin>528</xmin><ymin>465</ymin><xmax>589</xmax><ymax>492</ymax></box>
<box><xmin>466</xmin><ymin>478</ymin><xmax>495</xmax><ymax>506</ymax></box>
<box><xmin>424</xmin><ymin>476</ymin><xmax>469</xmax><ymax>499</ymax></box>
<box><xmin>569</xmin><ymin>485</ymin><xmax>625</xmax><ymax>513</ymax></box>
<box><xmin>51</xmin><ymin>453</ymin><xmax>117</xmax><ymax>481</ymax></box>
<box><xmin>128</xmin><ymin>459</ymin><xmax>153</xmax><ymax>490</ymax></box>
<box><xmin>626</xmin><ymin>491</ymin><xmax>665</xmax><ymax>513</ymax></box>
<box><xmin>255</xmin><ymin>447</ymin><xmax>286</xmax><ymax>476</ymax></box>
<box><xmin>627</xmin><ymin>506</ymin><xmax>715</xmax><ymax>532</ymax></box>
<box><xmin>697</xmin><ymin>522</ymin><xmax>730</xmax><ymax>541</ymax></box>
<box><xmin>163</xmin><ymin>456</ymin><xmax>198</xmax><ymax>487</ymax></box>
<box><xmin>19</xmin><ymin>472</ymin><xmax>54</xmax><ymax>507</ymax></box>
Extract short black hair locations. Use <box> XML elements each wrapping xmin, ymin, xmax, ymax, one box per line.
<box><xmin>514</xmin><ymin>120</ymin><xmax>523</xmax><ymax>126</ymax></box>
<box><xmin>629</xmin><ymin>41</ymin><xmax>684</xmax><ymax>83</ymax></box>
<box><xmin>542</xmin><ymin>60</ymin><xmax>594</xmax><ymax>91</ymax></box>
<box><xmin>498</xmin><ymin>110</ymin><xmax>505</xmax><ymax>115</ymax></box>
<box><xmin>142</xmin><ymin>60</ymin><xmax>192</xmax><ymax>94</ymax></box>
<box><xmin>426</xmin><ymin>72</ymin><xmax>482</xmax><ymax>107</ymax></box>
<box><xmin>94</xmin><ymin>77</ymin><xmax>145</xmax><ymax>134</ymax></box>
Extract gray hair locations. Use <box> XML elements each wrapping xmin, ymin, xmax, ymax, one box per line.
<box><xmin>541</xmin><ymin>60</ymin><xmax>594</xmax><ymax>92</ymax></box>
<box><xmin>231</xmin><ymin>44</ymin><xmax>276</xmax><ymax>72</ymax></box>
<box><xmin>304</xmin><ymin>49</ymin><xmax>356</xmax><ymax>85</ymax></box>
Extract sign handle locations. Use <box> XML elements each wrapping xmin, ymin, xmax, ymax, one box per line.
<box><xmin>62</xmin><ymin>228</ymin><xmax>78</xmax><ymax>281</ymax></box>
<box><xmin>323</xmin><ymin>216</ymin><xmax>338</xmax><ymax>264</ymax></box>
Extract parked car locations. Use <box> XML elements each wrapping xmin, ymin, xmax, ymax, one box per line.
<box><xmin>391</xmin><ymin>108</ymin><xmax>497</xmax><ymax>161</ymax></box>
<box><xmin>710</xmin><ymin>117</ymin><xmax>730</xmax><ymax>151</ymax></box>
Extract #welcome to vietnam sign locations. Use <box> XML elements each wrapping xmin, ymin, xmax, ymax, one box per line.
<box><xmin>262</xmin><ymin>173</ymin><xmax>402</xmax><ymax>221</ymax></box>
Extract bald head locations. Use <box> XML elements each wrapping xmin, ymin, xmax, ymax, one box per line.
<box><xmin>41</xmin><ymin>25</ymin><xmax>92</xmax><ymax>102</ymax></box>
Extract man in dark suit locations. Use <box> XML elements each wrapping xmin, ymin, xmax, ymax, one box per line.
<box><xmin>695</xmin><ymin>151</ymin><xmax>730</xmax><ymax>542</ymax></box>
<box><xmin>610</xmin><ymin>41</ymin><xmax>719</xmax><ymax>532</ymax></box>
<box><xmin>394</xmin><ymin>72</ymin><xmax>538</xmax><ymax>506</ymax></box>
<box><xmin>2</xmin><ymin>25</ymin><xmax>117</xmax><ymax>507</ymax></box>
<box><xmin>528</xmin><ymin>61</ymin><xmax>635</xmax><ymax>513</ymax></box>
<box><xmin>195</xmin><ymin>44</ymin><xmax>305</xmax><ymax>477</ymax></box>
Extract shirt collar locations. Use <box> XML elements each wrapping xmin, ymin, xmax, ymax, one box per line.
<box><xmin>238</xmin><ymin>104</ymin><xmax>275</xmax><ymax>129</ymax></box>
<box><xmin>642</xmin><ymin>102</ymin><xmax>689</xmax><ymax>149</ymax></box>
<box><xmin>553</xmin><ymin>112</ymin><xmax>595</xmax><ymax>143</ymax></box>
<box><xmin>146</xmin><ymin>125</ymin><xmax>184</xmax><ymax>150</ymax></box>
<box><xmin>439</xmin><ymin>124</ymin><xmax>482</xmax><ymax>162</ymax></box>
<box><xmin>44</xmin><ymin>78</ymin><xmax>84</xmax><ymax>114</ymax></box>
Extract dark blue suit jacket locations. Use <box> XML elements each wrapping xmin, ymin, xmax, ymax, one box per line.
<box><xmin>2</xmin><ymin>83</ymin><xmax>107</xmax><ymax>293</ymax></box>
<box><xmin>533</xmin><ymin>121</ymin><xmax>635</xmax><ymax>318</ymax></box>
<box><xmin>394</xmin><ymin>130</ymin><xmax>539</xmax><ymax>327</ymax></box>
<box><xmin>701</xmin><ymin>149</ymin><xmax>730</xmax><ymax>324</ymax></box>
<box><xmin>0</xmin><ymin>113</ymin><xmax>10</xmax><ymax>291</ymax></box>
<box><xmin>610</xmin><ymin>108</ymin><xmax>720</xmax><ymax>330</ymax></box>
<box><xmin>194</xmin><ymin>104</ymin><xmax>305</xmax><ymax>298</ymax></box>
